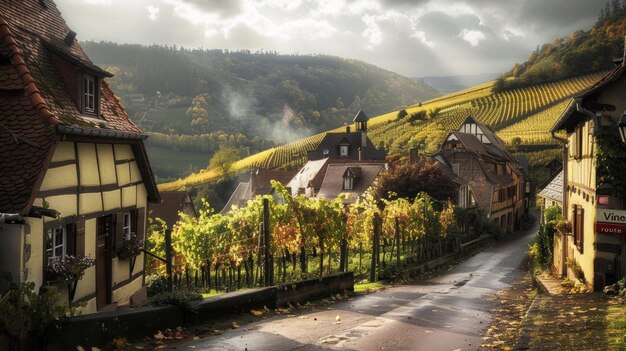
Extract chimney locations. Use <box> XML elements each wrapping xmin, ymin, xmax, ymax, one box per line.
<box><xmin>361</xmin><ymin>131</ymin><xmax>367</xmax><ymax>148</ymax></box>
<box><xmin>358</xmin><ymin>147</ymin><xmax>362</xmax><ymax>161</ymax></box>
<box><xmin>64</xmin><ymin>30</ymin><xmax>77</xmax><ymax>46</ymax></box>
<box><xmin>409</xmin><ymin>148</ymin><xmax>419</xmax><ymax>163</ymax></box>
<box><xmin>346</xmin><ymin>125</ymin><xmax>351</xmax><ymax>133</ymax></box>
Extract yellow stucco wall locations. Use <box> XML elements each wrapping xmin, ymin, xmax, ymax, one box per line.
<box><xmin>45</xmin><ymin>194</ymin><xmax>77</xmax><ymax>218</ymax></box>
<box><xmin>31</xmin><ymin>141</ymin><xmax>150</xmax><ymax>314</ymax></box>
<box><xmin>50</xmin><ymin>141</ymin><xmax>74</xmax><ymax>162</ymax></box>
<box><xmin>24</xmin><ymin>218</ymin><xmax>43</xmax><ymax>290</ymax></box>
<box><xmin>77</xmin><ymin>143</ymin><xmax>100</xmax><ymax>187</ymax></box>
<box><xmin>564</xmin><ymin>118</ymin><xmax>596</xmax><ymax>287</ymax></box>
<box><xmin>39</xmin><ymin>165</ymin><xmax>77</xmax><ymax>191</ymax></box>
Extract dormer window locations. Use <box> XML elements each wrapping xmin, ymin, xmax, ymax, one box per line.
<box><xmin>343</xmin><ymin>175</ymin><xmax>354</xmax><ymax>190</ymax></box>
<box><xmin>339</xmin><ymin>145</ymin><xmax>349</xmax><ymax>156</ymax></box>
<box><xmin>82</xmin><ymin>74</ymin><xmax>99</xmax><ymax>116</ymax></box>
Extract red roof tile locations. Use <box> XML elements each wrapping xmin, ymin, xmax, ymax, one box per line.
<box><xmin>0</xmin><ymin>1</ymin><xmax>157</xmax><ymax>214</ymax></box>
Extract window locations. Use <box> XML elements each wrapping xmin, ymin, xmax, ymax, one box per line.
<box><xmin>82</xmin><ymin>74</ymin><xmax>97</xmax><ymax>114</ymax></box>
<box><xmin>343</xmin><ymin>176</ymin><xmax>354</xmax><ymax>190</ymax></box>
<box><xmin>123</xmin><ymin>212</ymin><xmax>132</xmax><ymax>240</ymax></box>
<box><xmin>570</xmin><ymin>125</ymin><xmax>584</xmax><ymax>159</ymax></box>
<box><xmin>46</xmin><ymin>227</ymin><xmax>66</xmax><ymax>260</ymax></box>
<box><xmin>339</xmin><ymin>145</ymin><xmax>349</xmax><ymax>156</ymax></box>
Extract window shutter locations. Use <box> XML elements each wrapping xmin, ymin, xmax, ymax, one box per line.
<box><xmin>578</xmin><ymin>207</ymin><xmax>584</xmax><ymax>254</ymax></box>
<box><xmin>76</xmin><ymin>221</ymin><xmax>86</xmax><ymax>257</ymax></box>
<box><xmin>135</xmin><ymin>208</ymin><xmax>145</xmax><ymax>242</ymax></box>
<box><xmin>114</xmin><ymin>212</ymin><xmax>124</xmax><ymax>256</ymax></box>
<box><xmin>66</xmin><ymin>223</ymin><xmax>76</xmax><ymax>256</ymax></box>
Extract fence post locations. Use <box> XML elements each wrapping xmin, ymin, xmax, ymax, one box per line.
<box><xmin>263</xmin><ymin>198</ymin><xmax>272</xmax><ymax>286</ymax></box>
<box><xmin>395</xmin><ymin>217</ymin><xmax>400</xmax><ymax>267</ymax></box>
<box><xmin>165</xmin><ymin>229</ymin><xmax>173</xmax><ymax>292</ymax></box>
<box><xmin>370</xmin><ymin>214</ymin><xmax>379</xmax><ymax>282</ymax></box>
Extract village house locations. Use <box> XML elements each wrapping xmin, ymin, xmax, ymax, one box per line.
<box><xmin>536</xmin><ymin>168</ymin><xmax>563</xmax><ymax>222</ymax></box>
<box><xmin>0</xmin><ymin>1</ymin><xmax>160</xmax><ymax>313</ymax></box>
<box><xmin>550</xmin><ymin>41</ymin><xmax>626</xmax><ymax>290</ymax></box>
<box><xmin>287</xmin><ymin>110</ymin><xmax>387</xmax><ymax>200</ymax></box>
<box><xmin>220</xmin><ymin>169</ymin><xmax>296</xmax><ymax>214</ymax></box>
<box><xmin>425</xmin><ymin>117</ymin><xmax>527</xmax><ymax>233</ymax></box>
<box><xmin>148</xmin><ymin>191</ymin><xmax>197</xmax><ymax>229</ymax></box>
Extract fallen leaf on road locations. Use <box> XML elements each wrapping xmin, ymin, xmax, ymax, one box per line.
<box><xmin>154</xmin><ymin>331</ymin><xmax>165</xmax><ymax>340</ymax></box>
<box><xmin>251</xmin><ymin>309</ymin><xmax>263</xmax><ymax>316</ymax></box>
<box><xmin>232</xmin><ymin>322</ymin><xmax>240</xmax><ymax>329</ymax></box>
<box><xmin>192</xmin><ymin>336</ymin><xmax>200</xmax><ymax>340</ymax></box>
<box><xmin>335</xmin><ymin>315</ymin><xmax>341</xmax><ymax>322</ymax></box>
<box><xmin>76</xmin><ymin>346</ymin><xmax>84</xmax><ymax>351</ymax></box>
<box><xmin>298</xmin><ymin>316</ymin><xmax>309</xmax><ymax>319</ymax></box>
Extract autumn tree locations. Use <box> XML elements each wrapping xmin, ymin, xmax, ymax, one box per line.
<box><xmin>372</xmin><ymin>157</ymin><xmax>457</xmax><ymax>203</ymax></box>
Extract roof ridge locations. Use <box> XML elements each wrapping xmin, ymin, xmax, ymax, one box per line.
<box><xmin>0</xmin><ymin>12</ymin><xmax>60</xmax><ymax>127</ymax></box>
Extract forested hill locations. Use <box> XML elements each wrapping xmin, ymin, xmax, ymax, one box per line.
<box><xmin>82</xmin><ymin>41</ymin><xmax>439</xmax><ymax>141</ymax></box>
<box><xmin>500</xmin><ymin>3</ymin><xmax>625</xmax><ymax>89</ymax></box>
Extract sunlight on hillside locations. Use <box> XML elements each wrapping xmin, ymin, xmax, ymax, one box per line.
<box><xmin>158</xmin><ymin>72</ymin><xmax>604</xmax><ymax>191</ymax></box>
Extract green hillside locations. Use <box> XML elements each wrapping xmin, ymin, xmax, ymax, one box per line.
<box><xmin>86</xmin><ymin>42</ymin><xmax>440</xmax><ymax>181</ymax></box>
<box><xmin>500</xmin><ymin>7</ymin><xmax>625</xmax><ymax>89</ymax></box>
<box><xmin>159</xmin><ymin>72</ymin><xmax>604</xmax><ymax>192</ymax></box>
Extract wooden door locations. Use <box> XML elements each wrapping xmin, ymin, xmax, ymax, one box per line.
<box><xmin>96</xmin><ymin>215</ymin><xmax>113</xmax><ymax>310</ymax></box>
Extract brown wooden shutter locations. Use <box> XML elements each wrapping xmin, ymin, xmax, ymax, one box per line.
<box><xmin>578</xmin><ymin>207</ymin><xmax>584</xmax><ymax>254</ymax></box>
<box><xmin>76</xmin><ymin>221</ymin><xmax>86</xmax><ymax>257</ymax></box>
<box><xmin>114</xmin><ymin>212</ymin><xmax>124</xmax><ymax>256</ymax></box>
<box><xmin>135</xmin><ymin>208</ymin><xmax>145</xmax><ymax>242</ymax></box>
<box><xmin>66</xmin><ymin>223</ymin><xmax>76</xmax><ymax>256</ymax></box>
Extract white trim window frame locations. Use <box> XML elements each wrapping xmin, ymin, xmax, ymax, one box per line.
<box><xmin>343</xmin><ymin>176</ymin><xmax>353</xmax><ymax>190</ymax></box>
<box><xmin>83</xmin><ymin>74</ymin><xmax>97</xmax><ymax>114</ymax></box>
<box><xmin>339</xmin><ymin>145</ymin><xmax>349</xmax><ymax>156</ymax></box>
<box><xmin>123</xmin><ymin>212</ymin><xmax>132</xmax><ymax>240</ymax></box>
<box><xmin>46</xmin><ymin>227</ymin><xmax>66</xmax><ymax>260</ymax></box>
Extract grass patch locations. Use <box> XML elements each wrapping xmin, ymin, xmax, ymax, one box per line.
<box><xmin>354</xmin><ymin>281</ymin><xmax>388</xmax><ymax>294</ymax></box>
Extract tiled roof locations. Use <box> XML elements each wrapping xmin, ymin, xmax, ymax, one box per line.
<box><xmin>148</xmin><ymin>191</ymin><xmax>196</xmax><ymax>229</ymax></box>
<box><xmin>307</xmin><ymin>132</ymin><xmax>386</xmax><ymax>161</ymax></box>
<box><xmin>0</xmin><ymin>1</ymin><xmax>157</xmax><ymax>214</ymax></box>
<box><xmin>287</xmin><ymin>158</ymin><xmax>330</xmax><ymax>195</ymax></box>
<box><xmin>537</xmin><ymin>169</ymin><xmax>563</xmax><ymax>204</ymax></box>
<box><xmin>220</xmin><ymin>169</ymin><xmax>296</xmax><ymax>213</ymax></box>
<box><xmin>317</xmin><ymin>163</ymin><xmax>385</xmax><ymax>203</ymax></box>
<box><xmin>353</xmin><ymin>110</ymin><xmax>369</xmax><ymax>122</ymax></box>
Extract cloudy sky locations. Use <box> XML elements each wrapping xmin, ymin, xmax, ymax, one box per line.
<box><xmin>56</xmin><ymin>0</ymin><xmax>605</xmax><ymax>77</ymax></box>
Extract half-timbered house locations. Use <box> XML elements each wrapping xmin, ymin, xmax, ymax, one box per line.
<box><xmin>0</xmin><ymin>0</ymin><xmax>160</xmax><ymax>313</ymax></box>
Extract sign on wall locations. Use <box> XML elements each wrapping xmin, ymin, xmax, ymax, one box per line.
<box><xmin>596</xmin><ymin>209</ymin><xmax>626</xmax><ymax>236</ymax></box>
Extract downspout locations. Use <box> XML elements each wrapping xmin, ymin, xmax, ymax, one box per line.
<box><xmin>551</xmin><ymin>130</ymin><xmax>568</xmax><ymax>277</ymax></box>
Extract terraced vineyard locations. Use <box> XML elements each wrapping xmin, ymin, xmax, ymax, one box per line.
<box><xmin>159</xmin><ymin>72</ymin><xmax>604</xmax><ymax>191</ymax></box>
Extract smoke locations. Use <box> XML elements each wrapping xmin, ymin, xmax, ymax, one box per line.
<box><xmin>221</xmin><ymin>87</ymin><xmax>313</xmax><ymax>144</ymax></box>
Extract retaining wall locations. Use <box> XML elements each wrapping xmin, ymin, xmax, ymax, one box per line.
<box><xmin>47</xmin><ymin>272</ymin><xmax>354</xmax><ymax>350</ymax></box>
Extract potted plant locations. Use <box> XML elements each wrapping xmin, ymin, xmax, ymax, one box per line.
<box><xmin>46</xmin><ymin>255</ymin><xmax>95</xmax><ymax>305</ymax></box>
<box><xmin>117</xmin><ymin>233</ymin><xmax>144</xmax><ymax>275</ymax></box>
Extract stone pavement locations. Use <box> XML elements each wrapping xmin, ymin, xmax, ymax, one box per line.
<box><xmin>513</xmin><ymin>276</ymin><xmax>626</xmax><ymax>351</ymax></box>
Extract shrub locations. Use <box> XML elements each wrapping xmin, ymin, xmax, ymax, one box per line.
<box><xmin>145</xmin><ymin>274</ymin><xmax>168</xmax><ymax>297</ymax></box>
<box><xmin>148</xmin><ymin>290</ymin><xmax>202</xmax><ymax>313</ymax></box>
<box><xmin>0</xmin><ymin>282</ymin><xmax>71</xmax><ymax>349</ymax></box>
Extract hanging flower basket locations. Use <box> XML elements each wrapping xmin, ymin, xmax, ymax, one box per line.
<box><xmin>117</xmin><ymin>234</ymin><xmax>144</xmax><ymax>275</ymax></box>
<box><xmin>46</xmin><ymin>255</ymin><xmax>95</xmax><ymax>304</ymax></box>
<box><xmin>117</xmin><ymin>235</ymin><xmax>144</xmax><ymax>259</ymax></box>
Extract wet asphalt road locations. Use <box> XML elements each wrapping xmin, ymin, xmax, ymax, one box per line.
<box><xmin>177</xmin><ymin>226</ymin><xmax>535</xmax><ymax>351</ymax></box>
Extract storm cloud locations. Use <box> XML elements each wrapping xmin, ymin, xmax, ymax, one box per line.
<box><xmin>56</xmin><ymin>0</ymin><xmax>606</xmax><ymax>77</ymax></box>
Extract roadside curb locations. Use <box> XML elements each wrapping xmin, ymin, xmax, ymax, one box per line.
<box><xmin>513</xmin><ymin>292</ymin><xmax>540</xmax><ymax>350</ymax></box>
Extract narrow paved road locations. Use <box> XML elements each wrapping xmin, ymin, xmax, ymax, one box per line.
<box><xmin>177</xmin><ymin>226</ymin><xmax>535</xmax><ymax>351</ymax></box>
